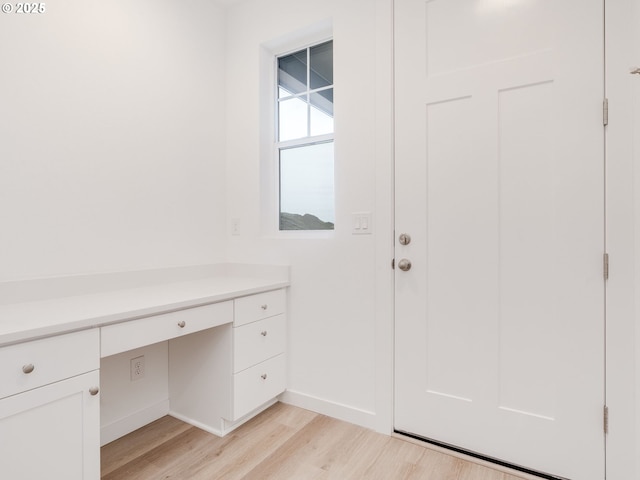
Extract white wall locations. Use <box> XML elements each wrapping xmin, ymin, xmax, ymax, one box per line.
<box><xmin>224</xmin><ymin>0</ymin><xmax>394</xmax><ymax>431</ymax></box>
<box><xmin>0</xmin><ymin>0</ymin><xmax>228</xmax><ymax>282</ymax></box>
<box><xmin>0</xmin><ymin>0</ymin><xmax>228</xmax><ymax>439</ymax></box>
<box><xmin>606</xmin><ymin>0</ymin><xmax>640</xmax><ymax>478</ymax></box>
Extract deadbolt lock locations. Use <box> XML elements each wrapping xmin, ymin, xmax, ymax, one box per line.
<box><xmin>399</xmin><ymin>233</ymin><xmax>411</xmax><ymax>246</ymax></box>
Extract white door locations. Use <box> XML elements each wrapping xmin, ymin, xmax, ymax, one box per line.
<box><xmin>394</xmin><ymin>1</ymin><xmax>605</xmax><ymax>479</ymax></box>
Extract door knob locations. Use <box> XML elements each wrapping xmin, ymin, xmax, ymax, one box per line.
<box><xmin>398</xmin><ymin>258</ymin><xmax>412</xmax><ymax>271</ymax></box>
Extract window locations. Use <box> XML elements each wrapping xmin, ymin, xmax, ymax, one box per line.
<box><xmin>277</xmin><ymin>40</ymin><xmax>334</xmax><ymax>231</ymax></box>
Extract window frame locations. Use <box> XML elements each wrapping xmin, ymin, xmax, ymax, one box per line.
<box><xmin>274</xmin><ymin>39</ymin><xmax>335</xmax><ymax>233</ymax></box>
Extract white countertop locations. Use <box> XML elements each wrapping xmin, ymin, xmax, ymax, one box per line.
<box><xmin>0</xmin><ymin>269</ymin><xmax>289</xmax><ymax>347</ymax></box>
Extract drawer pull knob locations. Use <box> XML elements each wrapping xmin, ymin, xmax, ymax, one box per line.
<box><xmin>22</xmin><ymin>364</ymin><xmax>35</xmax><ymax>374</ymax></box>
<box><xmin>177</xmin><ymin>321</ymin><xmax>186</xmax><ymax>328</ymax></box>
<box><xmin>261</xmin><ymin>304</ymin><xmax>268</xmax><ymax>310</ymax></box>
<box><xmin>89</xmin><ymin>386</ymin><xmax>100</xmax><ymax>396</ymax></box>
<box><xmin>261</xmin><ymin>374</ymin><xmax>268</xmax><ymax>380</ymax></box>
<box><xmin>261</xmin><ymin>331</ymin><xmax>268</xmax><ymax>337</ymax></box>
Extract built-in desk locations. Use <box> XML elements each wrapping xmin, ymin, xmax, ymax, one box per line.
<box><xmin>0</xmin><ymin>264</ymin><xmax>289</xmax><ymax>480</ymax></box>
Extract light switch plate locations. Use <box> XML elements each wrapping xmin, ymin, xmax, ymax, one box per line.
<box><xmin>352</xmin><ymin>212</ymin><xmax>372</xmax><ymax>235</ymax></box>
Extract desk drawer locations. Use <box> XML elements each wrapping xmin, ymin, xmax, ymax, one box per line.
<box><xmin>234</xmin><ymin>289</ymin><xmax>286</xmax><ymax>327</ymax></box>
<box><xmin>233</xmin><ymin>314</ymin><xmax>285</xmax><ymax>373</ymax></box>
<box><xmin>0</xmin><ymin>329</ymin><xmax>99</xmax><ymax>399</ymax></box>
<box><xmin>101</xmin><ymin>301</ymin><xmax>233</xmax><ymax>357</ymax></box>
<box><xmin>232</xmin><ymin>353</ymin><xmax>285</xmax><ymax>420</ymax></box>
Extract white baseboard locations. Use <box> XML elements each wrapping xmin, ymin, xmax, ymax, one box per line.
<box><xmin>168</xmin><ymin>410</ymin><xmax>226</xmax><ymax>437</ymax></box>
<box><xmin>279</xmin><ymin>390</ymin><xmax>377</xmax><ymax>431</ymax></box>
<box><xmin>101</xmin><ymin>399</ymin><xmax>170</xmax><ymax>446</ymax></box>
<box><xmin>170</xmin><ymin>399</ymin><xmax>278</xmax><ymax>437</ymax></box>
<box><xmin>100</xmin><ymin>393</ymin><xmax>375</xmax><ymax>446</ymax></box>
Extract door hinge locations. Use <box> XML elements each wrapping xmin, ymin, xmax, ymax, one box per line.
<box><xmin>604</xmin><ymin>405</ymin><xmax>609</xmax><ymax>434</ymax></box>
<box><xmin>392</xmin><ymin>258</ymin><xmax>395</xmax><ymax>269</ymax></box>
<box><xmin>603</xmin><ymin>98</ymin><xmax>609</xmax><ymax>126</ymax></box>
<box><xmin>604</xmin><ymin>253</ymin><xmax>609</xmax><ymax>280</ymax></box>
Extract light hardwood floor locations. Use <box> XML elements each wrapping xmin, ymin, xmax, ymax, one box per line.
<box><xmin>101</xmin><ymin>402</ymin><xmax>528</xmax><ymax>480</ymax></box>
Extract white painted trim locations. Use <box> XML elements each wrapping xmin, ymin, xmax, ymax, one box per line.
<box><xmin>258</xmin><ymin>20</ymin><xmax>335</xmax><ymax>238</ymax></box>
<box><xmin>169</xmin><ymin>399</ymin><xmax>278</xmax><ymax>438</ymax></box>
<box><xmin>100</xmin><ymin>399</ymin><xmax>169</xmax><ymax>446</ymax></box>
<box><xmin>605</xmin><ymin>0</ymin><xmax>640</xmax><ymax>479</ymax></box>
<box><xmin>373</xmin><ymin>0</ymin><xmax>395</xmax><ymax>437</ymax></box>
<box><xmin>261</xmin><ymin>18</ymin><xmax>333</xmax><ymax>57</ymax></box>
<box><xmin>280</xmin><ymin>390</ymin><xmax>377</xmax><ymax>431</ymax></box>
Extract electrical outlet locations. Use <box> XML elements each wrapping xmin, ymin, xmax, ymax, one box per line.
<box><xmin>130</xmin><ymin>355</ymin><xmax>145</xmax><ymax>381</ymax></box>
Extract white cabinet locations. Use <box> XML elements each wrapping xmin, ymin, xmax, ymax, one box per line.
<box><xmin>0</xmin><ymin>272</ymin><xmax>288</xmax><ymax>477</ymax></box>
<box><xmin>231</xmin><ymin>289</ymin><xmax>287</xmax><ymax>420</ymax></box>
<box><xmin>101</xmin><ymin>301</ymin><xmax>233</xmax><ymax>357</ymax></box>
<box><xmin>234</xmin><ymin>289</ymin><xmax>287</xmax><ymax>327</ymax></box>
<box><xmin>232</xmin><ymin>353</ymin><xmax>286</xmax><ymax>420</ymax></box>
<box><xmin>0</xmin><ymin>330</ymin><xmax>100</xmax><ymax>480</ymax></box>
<box><xmin>233</xmin><ymin>313</ymin><xmax>286</xmax><ymax>373</ymax></box>
<box><xmin>169</xmin><ymin>288</ymin><xmax>287</xmax><ymax>436</ymax></box>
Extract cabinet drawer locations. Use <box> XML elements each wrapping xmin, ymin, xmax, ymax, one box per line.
<box><xmin>233</xmin><ymin>314</ymin><xmax>285</xmax><ymax>373</ymax></box>
<box><xmin>101</xmin><ymin>301</ymin><xmax>233</xmax><ymax>357</ymax></box>
<box><xmin>232</xmin><ymin>353</ymin><xmax>285</xmax><ymax>420</ymax></box>
<box><xmin>234</xmin><ymin>289</ymin><xmax>286</xmax><ymax>327</ymax></box>
<box><xmin>0</xmin><ymin>329</ymin><xmax>99</xmax><ymax>399</ymax></box>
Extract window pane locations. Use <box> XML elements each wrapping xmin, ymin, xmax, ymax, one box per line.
<box><xmin>310</xmin><ymin>41</ymin><xmax>333</xmax><ymax>89</ymax></box>
<box><xmin>279</xmin><ymin>97</ymin><xmax>308</xmax><ymax>141</ymax></box>
<box><xmin>310</xmin><ymin>89</ymin><xmax>333</xmax><ymax>136</ymax></box>
<box><xmin>279</xmin><ymin>87</ymin><xmax>292</xmax><ymax>99</ymax></box>
<box><xmin>278</xmin><ymin>49</ymin><xmax>307</xmax><ymax>96</ymax></box>
<box><xmin>280</xmin><ymin>142</ymin><xmax>334</xmax><ymax>230</ymax></box>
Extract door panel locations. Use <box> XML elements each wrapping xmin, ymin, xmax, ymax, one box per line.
<box><xmin>394</xmin><ymin>1</ymin><xmax>605</xmax><ymax>478</ymax></box>
<box><xmin>424</xmin><ymin>0</ymin><xmax>554</xmax><ymax>76</ymax></box>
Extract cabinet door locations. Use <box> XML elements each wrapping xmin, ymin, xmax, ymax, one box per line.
<box><xmin>0</xmin><ymin>370</ymin><xmax>100</xmax><ymax>480</ymax></box>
